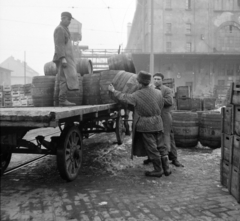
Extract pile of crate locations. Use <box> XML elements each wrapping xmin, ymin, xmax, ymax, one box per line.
<box><xmin>176</xmin><ymin>86</ymin><xmax>216</xmax><ymax>111</ymax></box>
<box><xmin>0</xmin><ymin>84</ymin><xmax>33</xmax><ymax>107</ymax></box>
<box><xmin>221</xmin><ymin>81</ymin><xmax>240</xmax><ymax>203</ymax></box>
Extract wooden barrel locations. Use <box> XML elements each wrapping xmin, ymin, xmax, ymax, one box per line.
<box><xmin>44</xmin><ymin>61</ymin><xmax>58</xmax><ymax>76</ymax></box>
<box><xmin>67</xmin><ymin>74</ymin><xmax>83</xmax><ymax>105</ymax></box>
<box><xmin>172</xmin><ymin>111</ymin><xmax>199</xmax><ymax>148</ymax></box>
<box><xmin>100</xmin><ymin>70</ymin><xmax>138</xmax><ymax>104</ymax></box>
<box><xmin>108</xmin><ymin>54</ymin><xmax>136</xmax><ymax>74</ymax></box>
<box><xmin>76</xmin><ymin>58</ymin><xmax>93</xmax><ymax>76</ymax></box>
<box><xmin>199</xmin><ymin>111</ymin><xmax>221</xmax><ymax>149</ymax></box>
<box><xmin>32</xmin><ymin>76</ymin><xmax>55</xmax><ymax>107</ymax></box>
<box><xmin>83</xmin><ymin>73</ymin><xmax>101</xmax><ymax>105</ymax></box>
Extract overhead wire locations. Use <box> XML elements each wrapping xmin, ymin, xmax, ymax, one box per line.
<box><xmin>0</xmin><ymin>18</ymin><xmax>125</xmax><ymax>33</ymax></box>
<box><xmin>100</xmin><ymin>0</ymin><xmax>120</xmax><ymax>48</ymax></box>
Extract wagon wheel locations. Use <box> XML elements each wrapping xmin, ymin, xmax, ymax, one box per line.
<box><xmin>0</xmin><ymin>146</ymin><xmax>12</xmax><ymax>176</ymax></box>
<box><xmin>115</xmin><ymin>113</ymin><xmax>125</xmax><ymax>145</ymax></box>
<box><xmin>57</xmin><ymin>125</ymin><xmax>83</xmax><ymax>181</ymax></box>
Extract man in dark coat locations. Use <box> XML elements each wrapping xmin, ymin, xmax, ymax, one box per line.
<box><xmin>53</xmin><ymin>12</ymin><xmax>79</xmax><ymax>106</ymax></box>
<box><xmin>108</xmin><ymin>71</ymin><xmax>171</xmax><ymax>177</ymax></box>
<box><xmin>153</xmin><ymin>72</ymin><xmax>182</xmax><ymax>167</ymax></box>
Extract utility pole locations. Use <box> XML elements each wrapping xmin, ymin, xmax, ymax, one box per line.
<box><xmin>150</xmin><ymin>0</ymin><xmax>154</xmax><ymax>76</ymax></box>
<box><xmin>24</xmin><ymin>51</ymin><xmax>26</xmax><ymax>84</ymax></box>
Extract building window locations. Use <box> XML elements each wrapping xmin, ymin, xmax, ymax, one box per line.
<box><xmin>186</xmin><ymin>23</ymin><xmax>191</xmax><ymax>34</ymax></box>
<box><xmin>186</xmin><ymin>42</ymin><xmax>192</xmax><ymax>52</ymax></box>
<box><xmin>166</xmin><ymin>0</ymin><xmax>171</xmax><ymax>9</ymax></box>
<box><xmin>214</xmin><ymin>0</ymin><xmax>222</xmax><ymax>10</ymax></box>
<box><xmin>166</xmin><ymin>23</ymin><xmax>172</xmax><ymax>34</ymax></box>
<box><xmin>166</xmin><ymin>42</ymin><xmax>172</xmax><ymax>52</ymax></box>
<box><xmin>218</xmin><ymin>80</ymin><xmax>225</xmax><ymax>86</ymax></box>
<box><xmin>186</xmin><ymin>0</ymin><xmax>191</xmax><ymax>9</ymax></box>
<box><xmin>185</xmin><ymin>63</ymin><xmax>193</xmax><ymax>71</ymax></box>
<box><xmin>238</xmin><ymin>0</ymin><xmax>240</xmax><ymax>7</ymax></box>
<box><xmin>223</xmin><ymin>0</ymin><xmax>233</xmax><ymax>10</ymax></box>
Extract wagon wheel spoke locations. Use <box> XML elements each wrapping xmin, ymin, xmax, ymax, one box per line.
<box><xmin>57</xmin><ymin>126</ymin><xmax>83</xmax><ymax>181</ymax></box>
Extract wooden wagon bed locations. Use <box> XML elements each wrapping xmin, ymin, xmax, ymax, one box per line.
<box><xmin>0</xmin><ymin>103</ymin><xmax>128</xmax><ymax>180</ymax></box>
<box><xmin>0</xmin><ymin>104</ymin><xmax>119</xmax><ymax>127</ymax></box>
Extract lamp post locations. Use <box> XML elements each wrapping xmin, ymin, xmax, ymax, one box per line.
<box><xmin>150</xmin><ymin>0</ymin><xmax>154</xmax><ymax>76</ymax></box>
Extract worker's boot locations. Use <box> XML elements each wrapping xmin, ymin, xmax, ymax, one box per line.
<box><xmin>145</xmin><ymin>158</ymin><xmax>164</xmax><ymax>178</ymax></box>
<box><xmin>172</xmin><ymin>158</ymin><xmax>183</xmax><ymax>167</ymax></box>
<box><xmin>143</xmin><ymin>158</ymin><xmax>152</xmax><ymax>165</ymax></box>
<box><xmin>161</xmin><ymin>156</ymin><xmax>172</xmax><ymax>176</ymax></box>
<box><xmin>53</xmin><ymin>77</ymin><xmax>59</xmax><ymax>107</ymax></box>
<box><xmin>59</xmin><ymin>81</ymin><xmax>76</xmax><ymax>107</ymax></box>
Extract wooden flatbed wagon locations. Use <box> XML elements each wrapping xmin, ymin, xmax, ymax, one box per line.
<box><xmin>0</xmin><ymin>104</ymin><xmax>127</xmax><ymax>181</ymax></box>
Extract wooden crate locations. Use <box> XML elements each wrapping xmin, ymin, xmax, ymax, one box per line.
<box><xmin>235</xmin><ymin>106</ymin><xmax>240</xmax><ymax>136</ymax></box>
<box><xmin>203</xmin><ymin>98</ymin><xmax>216</xmax><ymax>110</ymax></box>
<box><xmin>230</xmin><ymin>165</ymin><xmax>240</xmax><ymax>203</ymax></box>
<box><xmin>177</xmin><ymin>98</ymin><xmax>191</xmax><ymax>110</ymax></box>
<box><xmin>11</xmin><ymin>90</ymin><xmax>20</xmax><ymax>97</ymax></box>
<box><xmin>176</xmin><ymin>86</ymin><xmax>191</xmax><ymax>98</ymax></box>
<box><xmin>220</xmin><ymin>159</ymin><xmax>232</xmax><ymax>189</ymax></box>
<box><xmin>3</xmin><ymin>85</ymin><xmax>11</xmax><ymax>92</ymax></box>
<box><xmin>221</xmin><ymin>134</ymin><xmax>233</xmax><ymax>163</ymax></box>
<box><xmin>232</xmin><ymin>82</ymin><xmax>240</xmax><ymax>105</ymax></box>
<box><xmin>4</xmin><ymin>97</ymin><xmax>12</xmax><ymax>103</ymax></box>
<box><xmin>191</xmin><ymin>98</ymin><xmax>202</xmax><ymax>111</ymax></box>
<box><xmin>233</xmin><ymin>135</ymin><xmax>240</xmax><ymax>169</ymax></box>
<box><xmin>3</xmin><ymin>101</ymin><xmax>13</xmax><ymax>107</ymax></box>
<box><xmin>221</xmin><ymin>105</ymin><xmax>234</xmax><ymax>135</ymax></box>
<box><xmin>3</xmin><ymin>91</ymin><xmax>12</xmax><ymax>98</ymax></box>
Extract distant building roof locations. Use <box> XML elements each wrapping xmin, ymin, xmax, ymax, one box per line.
<box><xmin>0</xmin><ymin>56</ymin><xmax>39</xmax><ymax>77</ymax></box>
<box><xmin>0</xmin><ymin>66</ymin><xmax>12</xmax><ymax>73</ymax></box>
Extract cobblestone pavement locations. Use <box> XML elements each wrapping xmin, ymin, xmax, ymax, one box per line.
<box><xmin>1</xmin><ymin>132</ymin><xmax>240</xmax><ymax>221</ymax></box>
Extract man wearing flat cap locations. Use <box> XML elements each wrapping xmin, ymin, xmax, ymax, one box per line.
<box><xmin>108</xmin><ymin>71</ymin><xmax>171</xmax><ymax>178</ymax></box>
<box><xmin>53</xmin><ymin>12</ymin><xmax>79</xmax><ymax>106</ymax></box>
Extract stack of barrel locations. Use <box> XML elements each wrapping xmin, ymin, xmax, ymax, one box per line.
<box><xmin>32</xmin><ymin>55</ymin><xmax>137</xmax><ymax>107</ymax></box>
<box><xmin>221</xmin><ymin>81</ymin><xmax>240</xmax><ymax>203</ymax></box>
<box><xmin>171</xmin><ymin>110</ymin><xmax>221</xmax><ymax>149</ymax></box>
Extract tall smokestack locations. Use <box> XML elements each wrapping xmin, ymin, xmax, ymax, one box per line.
<box><xmin>127</xmin><ymin>22</ymin><xmax>132</xmax><ymax>41</ymax></box>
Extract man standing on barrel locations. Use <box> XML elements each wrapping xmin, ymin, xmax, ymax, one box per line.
<box><xmin>53</xmin><ymin>12</ymin><xmax>79</xmax><ymax>107</ymax></box>
<box><xmin>108</xmin><ymin>71</ymin><xmax>171</xmax><ymax>177</ymax></box>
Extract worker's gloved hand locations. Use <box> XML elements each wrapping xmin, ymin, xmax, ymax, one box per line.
<box><xmin>61</xmin><ymin>58</ymin><xmax>67</xmax><ymax>68</ymax></box>
<box><xmin>108</xmin><ymin>84</ymin><xmax>115</xmax><ymax>93</ymax></box>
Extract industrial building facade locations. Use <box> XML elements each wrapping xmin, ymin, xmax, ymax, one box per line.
<box><xmin>126</xmin><ymin>0</ymin><xmax>240</xmax><ymax>98</ymax></box>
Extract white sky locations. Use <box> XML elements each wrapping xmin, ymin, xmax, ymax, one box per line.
<box><xmin>0</xmin><ymin>0</ymin><xmax>136</xmax><ymax>75</ymax></box>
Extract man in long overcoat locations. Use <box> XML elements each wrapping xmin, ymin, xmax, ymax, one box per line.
<box><xmin>53</xmin><ymin>12</ymin><xmax>79</xmax><ymax>106</ymax></box>
<box><xmin>153</xmin><ymin>72</ymin><xmax>182</xmax><ymax>167</ymax></box>
<box><xmin>108</xmin><ymin>71</ymin><xmax>171</xmax><ymax>177</ymax></box>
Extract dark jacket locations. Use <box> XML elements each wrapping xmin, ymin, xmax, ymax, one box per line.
<box><xmin>156</xmin><ymin>85</ymin><xmax>173</xmax><ymax>135</ymax></box>
<box><xmin>53</xmin><ymin>24</ymin><xmax>70</xmax><ymax>63</ymax></box>
<box><xmin>112</xmin><ymin>85</ymin><xmax>164</xmax><ymax>158</ymax></box>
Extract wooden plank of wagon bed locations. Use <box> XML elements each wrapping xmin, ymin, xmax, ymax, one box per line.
<box><xmin>0</xmin><ymin>104</ymin><xmax>118</xmax><ymax>127</ymax></box>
